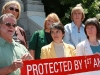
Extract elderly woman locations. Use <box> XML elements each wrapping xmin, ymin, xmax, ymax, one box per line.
<box><xmin>29</xmin><ymin>13</ymin><xmax>61</xmax><ymax>59</ymax></box>
<box><xmin>75</xmin><ymin>18</ymin><xmax>100</xmax><ymax>75</ymax></box>
<box><xmin>63</xmin><ymin>4</ymin><xmax>86</xmax><ymax>47</ymax></box>
<box><xmin>2</xmin><ymin>0</ymin><xmax>28</xmax><ymax>48</ymax></box>
<box><xmin>40</xmin><ymin>22</ymin><xmax>76</xmax><ymax>59</ymax></box>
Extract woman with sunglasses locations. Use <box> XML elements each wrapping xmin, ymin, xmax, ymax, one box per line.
<box><xmin>2</xmin><ymin>0</ymin><xmax>28</xmax><ymax>48</ymax></box>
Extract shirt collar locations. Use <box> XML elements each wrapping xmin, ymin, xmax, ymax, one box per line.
<box><xmin>72</xmin><ymin>21</ymin><xmax>84</xmax><ymax>28</ymax></box>
<box><xmin>12</xmin><ymin>39</ymin><xmax>17</xmax><ymax>45</ymax></box>
<box><xmin>0</xmin><ymin>37</ymin><xmax>17</xmax><ymax>46</ymax></box>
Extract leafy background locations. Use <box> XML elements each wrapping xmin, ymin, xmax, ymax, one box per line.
<box><xmin>42</xmin><ymin>0</ymin><xmax>100</xmax><ymax>25</ymax></box>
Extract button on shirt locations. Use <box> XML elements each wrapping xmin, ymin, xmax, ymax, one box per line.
<box><xmin>63</xmin><ymin>22</ymin><xmax>86</xmax><ymax>47</ymax></box>
<box><xmin>0</xmin><ymin>37</ymin><xmax>29</xmax><ymax>75</ymax></box>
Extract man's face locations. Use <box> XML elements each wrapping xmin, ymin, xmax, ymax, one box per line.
<box><xmin>0</xmin><ymin>17</ymin><xmax>16</xmax><ymax>38</ymax></box>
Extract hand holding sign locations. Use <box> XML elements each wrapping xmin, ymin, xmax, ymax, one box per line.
<box><xmin>21</xmin><ymin>54</ymin><xmax>100</xmax><ymax>75</ymax></box>
<box><xmin>21</xmin><ymin>53</ymin><xmax>33</xmax><ymax>61</ymax></box>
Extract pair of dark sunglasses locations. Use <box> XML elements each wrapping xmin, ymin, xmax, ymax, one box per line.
<box><xmin>4</xmin><ymin>22</ymin><xmax>17</xmax><ymax>28</ymax></box>
<box><xmin>9</xmin><ymin>7</ymin><xmax>19</xmax><ymax>12</ymax></box>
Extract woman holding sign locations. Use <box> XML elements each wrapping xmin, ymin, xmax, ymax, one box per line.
<box><xmin>75</xmin><ymin>18</ymin><xmax>100</xmax><ymax>75</ymax></box>
<box><xmin>76</xmin><ymin>18</ymin><xmax>100</xmax><ymax>55</ymax></box>
<box><xmin>40</xmin><ymin>22</ymin><xmax>76</xmax><ymax>59</ymax></box>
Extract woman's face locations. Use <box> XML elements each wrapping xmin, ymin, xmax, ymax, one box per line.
<box><xmin>72</xmin><ymin>10</ymin><xmax>83</xmax><ymax>22</ymax></box>
<box><xmin>86</xmin><ymin>25</ymin><xmax>97</xmax><ymax>38</ymax></box>
<box><xmin>51</xmin><ymin>28</ymin><xmax>64</xmax><ymax>43</ymax></box>
<box><xmin>45</xmin><ymin>18</ymin><xmax>55</xmax><ymax>30</ymax></box>
<box><xmin>4</xmin><ymin>4</ymin><xmax>19</xmax><ymax>19</ymax></box>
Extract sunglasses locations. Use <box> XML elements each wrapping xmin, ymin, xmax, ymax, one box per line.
<box><xmin>9</xmin><ymin>7</ymin><xmax>19</xmax><ymax>12</ymax></box>
<box><xmin>4</xmin><ymin>22</ymin><xmax>17</xmax><ymax>28</ymax></box>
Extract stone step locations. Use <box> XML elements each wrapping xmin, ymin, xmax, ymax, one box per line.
<box><xmin>27</xmin><ymin>41</ymin><xmax>29</xmax><ymax>48</ymax></box>
<box><xmin>25</xmin><ymin>30</ymin><xmax>30</xmax><ymax>35</ymax></box>
<box><xmin>26</xmin><ymin>35</ymin><xmax>31</xmax><ymax>41</ymax></box>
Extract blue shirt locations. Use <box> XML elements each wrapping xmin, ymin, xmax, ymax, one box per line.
<box><xmin>0</xmin><ymin>37</ymin><xmax>29</xmax><ymax>75</ymax></box>
<box><xmin>90</xmin><ymin>45</ymin><xmax>100</xmax><ymax>54</ymax></box>
<box><xmin>63</xmin><ymin>22</ymin><xmax>86</xmax><ymax>47</ymax></box>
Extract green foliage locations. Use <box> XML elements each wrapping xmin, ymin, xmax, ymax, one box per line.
<box><xmin>82</xmin><ymin>0</ymin><xmax>100</xmax><ymax>22</ymax></box>
<box><xmin>42</xmin><ymin>0</ymin><xmax>100</xmax><ymax>25</ymax></box>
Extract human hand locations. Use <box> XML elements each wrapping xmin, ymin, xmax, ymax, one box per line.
<box><xmin>94</xmin><ymin>52</ymin><xmax>100</xmax><ymax>55</ymax></box>
<box><xmin>10</xmin><ymin>59</ymin><xmax>23</xmax><ymax>71</ymax></box>
<box><xmin>21</xmin><ymin>53</ymin><xmax>33</xmax><ymax>61</ymax></box>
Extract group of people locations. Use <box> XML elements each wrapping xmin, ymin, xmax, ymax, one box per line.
<box><xmin>0</xmin><ymin>1</ymin><xmax>32</xmax><ymax>75</ymax></box>
<box><xmin>0</xmin><ymin>0</ymin><xmax>100</xmax><ymax>75</ymax></box>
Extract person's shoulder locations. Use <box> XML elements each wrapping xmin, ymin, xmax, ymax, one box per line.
<box><xmin>64</xmin><ymin>23</ymin><xmax>72</xmax><ymax>29</ymax></box>
<box><xmin>30</xmin><ymin>30</ymin><xmax>44</xmax><ymax>40</ymax></box>
<box><xmin>31</xmin><ymin>30</ymin><xmax>43</xmax><ymax>37</ymax></box>
<box><xmin>82</xmin><ymin>23</ymin><xmax>85</xmax><ymax>27</ymax></box>
<box><xmin>77</xmin><ymin>40</ymin><xmax>85</xmax><ymax>47</ymax></box>
<box><xmin>17</xmin><ymin>26</ymin><xmax>24</xmax><ymax>31</ymax></box>
<box><xmin>67</xmin><ymin>44</ymin><xmax>75</xmax><ymax>49</ymax></box>
<box><xmin>38</xmin><ymin>29</ymin><xmax>45</xmax><ymax>34</ymax></box>
<box><xmin>38</xmin><ymin>30</ymin><xmax>44</xmax><ymax>32</ymax></box>
<box><xmin>13</xmin><ymin>40</ymin><xmax>27</xmax><ymax>49</ymax></box>
<box><xmin>32</xmin><ymin>30</ymin><xmax>40</xmax><ymax>35</ymax></box>
<box><xmin>64</xmin><ymin>23</ymin><xmax>71</xmax><ymax>26</ymax></box>
<box><xmin>63</xmin><ymin>42</ymin><xmax>75</xmax><ymax>49</ymax></box>
<box><xmin>34</xmin><ymin>30</ymin><xmax>44</xmax><ymax>34</ymax></box>
<box><xmin>41</xmin><ymin>44</ymin><xmax>49</xmax><ymax>50</ymax></box>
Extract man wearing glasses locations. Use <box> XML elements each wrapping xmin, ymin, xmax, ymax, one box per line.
<box><xmin>0</xmin><ymin>13</ymin><xmax>33</xmax><ymax>75</ymax></box>
<box><xmin>2</xmin><ymin>0</ymin><xmax>28</xmax><ymax>48</ymax></box>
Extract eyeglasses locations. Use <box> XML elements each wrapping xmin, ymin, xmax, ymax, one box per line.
<box><xmin>9</xmin><ymin>7</ymin><xmax>19</xmax><ymax>12</ymax></box>
<box><xmin>4</xmin><ymin>22</ymin><xmax>17</xmax><ymax>28</ymax></box>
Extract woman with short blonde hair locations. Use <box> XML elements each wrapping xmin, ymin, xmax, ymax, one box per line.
<box><xmin>71</xmin><ymin>4</ymin><xmax>85</xmax><ymax>21</ymax></box>
<box><xmin>29</xmin><ymin>13</ymin><xmax>61</xmax><ymax>59</ymax></box>
<box><xmin>2</xmin><ymin>0</ymin><xmax>21</xmax><ymax>20</ymax></box>
<box><xmin>2</xmin><ymin>1</ymin><xmax>28</xmax><ymax>48</ymax></box>
<box><xmin>63</xmin><ymin>3</ymin><xmax>86</xmax><ymax>47</ymax></box>
<box><xmin>44</xmin><ymin>13</ymin><xmax>60</xmax><ymax>29</ymax></box>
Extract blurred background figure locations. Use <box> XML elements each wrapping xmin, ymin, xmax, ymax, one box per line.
<box><xmin>2</xmin><ymin>0</ymin><xmax>28</xmax><ymax>48</ymax></box>
<box><xmin>40</xmin><ymin>22</ymin><xmax>76</xmax><ymax>59</ymax></box>
<box><xmin>63</xmin><ymin>3</ymin><xmax>86</xmax><ymax>47</ymax></box>
<box><xmin>29</xmin><ymin>13</ymin><xmax>61</xmax><ymax>59</ymax></box>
